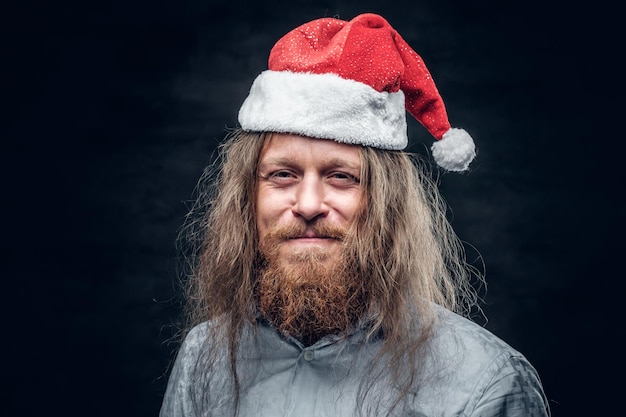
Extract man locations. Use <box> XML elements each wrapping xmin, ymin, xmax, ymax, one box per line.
<box><xmin>160</xmin><ymin>13</ymin><xmax>549</xmax><ymax>417</ymax></box>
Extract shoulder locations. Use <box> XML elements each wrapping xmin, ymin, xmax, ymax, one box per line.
<box><xmin>431</xmin><ymin>307</ymin><xmax>535</xmax><ymax>378</ymax></box>
<box><xmin>180</xmin><ymin>322</ymin><xmax>211</xmax><ymax>351</ymax></box>
<box><xmin>169</xmin><ymin>321</ymin><xmax>213</xmax><ymax>380</ymax></box>
<box><xmin>434</xmin><ymin>308</ymin><xmax>520</xmax><ymax>360</ymax></box>
<box><xmin>159</xmin><ymin>321</ymin><xmax>215</xmax><ymax>417</ymax></box>
<box><xmin>426</xmin><ymin>308</ymin><xmax>549</xmax><ymax>416</ymax></box>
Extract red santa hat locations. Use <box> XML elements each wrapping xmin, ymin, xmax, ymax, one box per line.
<box><xmin>238</xmin><ymin>13</ymin><xmax>476</xmax><ymax>171</ymax></box>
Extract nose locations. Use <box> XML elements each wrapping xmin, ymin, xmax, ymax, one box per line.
<box><xmin>292</xmin><ymin>176</ymin><xmax>328</xmax><ymax>221</ymax></box>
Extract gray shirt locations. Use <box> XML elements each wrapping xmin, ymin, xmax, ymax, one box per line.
<box><xmin>160</xmin><ymin>308</ymin><xmax>549</xmax><ymax>416</ymax></box>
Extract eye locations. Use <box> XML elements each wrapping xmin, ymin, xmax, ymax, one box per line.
<box><xmin>328</xmin><ymin>171</ymin><xmax>360</xmax><ymax>186</ymax></box>
<box><xmin>263</xmin><ymin>170</ymin><xmax>299</xmax><ymax>185</ymax></box>
<box><xmin>272</xmin><ymin>171</ymin><xmax>292</xmax><ymax>178</ymax></box>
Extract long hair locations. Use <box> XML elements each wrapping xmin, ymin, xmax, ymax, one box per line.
<box><xmin>175</xmin><ymin>128</ymin><xmax>483</xmax><ymax>415</ymax></box>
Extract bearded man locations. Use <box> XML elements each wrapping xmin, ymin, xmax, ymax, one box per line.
<box><xmin>160</xmin><ymin>13</ymin><xmax>550</xmax><ymax>417</ymax></box>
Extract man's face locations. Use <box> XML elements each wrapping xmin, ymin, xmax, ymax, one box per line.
<box><xmin>255</xmin><ymin>133</ymin><xmax>365</xmax><ymax>344</ymax></box>
<box><xmin>256</xmin><ymin>133</ymin><xmax>363</xmax><ymax>266</ymax></box>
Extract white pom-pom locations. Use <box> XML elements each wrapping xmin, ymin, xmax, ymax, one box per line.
<box><xmin>430</xmin><ymin>128</ymin><xmax>476</xmax><ymax>172</ymax></box>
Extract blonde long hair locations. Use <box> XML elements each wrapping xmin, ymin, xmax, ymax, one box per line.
<box><xmin>175</xmin><ymin>128</ymin><xmax>483</xmax><ymax>415</ymax></box>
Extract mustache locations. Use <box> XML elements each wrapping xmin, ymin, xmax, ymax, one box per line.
<box><xmin>264</xmin><ymin>220</ymin><xmax>347</xmax><ymax>241</ymax></box>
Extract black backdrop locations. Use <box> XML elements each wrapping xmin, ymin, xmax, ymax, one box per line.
<box><xmin>3</xmin><ymin>1</ymin><xmax>621</xmax><ymax>416</ymax></box>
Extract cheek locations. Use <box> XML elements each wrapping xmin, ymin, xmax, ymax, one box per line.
<box><xmin>256</xmin><ymin>191</ymin><xmax>285</xmax><ymax>235</ymax></box>
<box><xmin>337</xmin><ymin>192</ymin><xmax>363</xmax><ymax>222</ymax></box>
<box><xmin>255</xmin><ymin>193</ymin><xmax>268</xmax><ymax>239</ymax></box>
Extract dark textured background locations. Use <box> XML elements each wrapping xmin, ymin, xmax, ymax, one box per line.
<box><xmin>2</xmin><ymin>1</ymin><xmax>621</xmax><ymax>416</ymax></box>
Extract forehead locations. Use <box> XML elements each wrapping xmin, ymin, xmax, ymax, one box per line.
<box><xmin>259</xmin><ymin>133</ymin><xmax>361</xmax><ymax>168</ymax></box>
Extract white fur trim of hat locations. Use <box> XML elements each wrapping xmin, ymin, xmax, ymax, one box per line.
<box><xmin>239</xmin><ymin>70</ymin><xmax>407</xmax><ymax>150</ymax></box>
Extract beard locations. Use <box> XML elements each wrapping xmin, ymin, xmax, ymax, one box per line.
<box><xmin>256</xmin><ymin>221</ymin><xmax>368</xmax><ymax>346</ymax></box>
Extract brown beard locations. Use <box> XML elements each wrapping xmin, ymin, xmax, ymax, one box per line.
<box><xmin>256</xmin><ymin>221</ymin><xmax>368</xmax><ymax>346</ymax></box>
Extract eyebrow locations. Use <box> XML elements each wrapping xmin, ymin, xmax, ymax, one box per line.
<box><xmin>258</xmin><ymin>156</ymin><xmax>361</xmax><ymax>171</ymax></box>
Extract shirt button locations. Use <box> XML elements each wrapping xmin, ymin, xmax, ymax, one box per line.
<box><xmin>303</xmin><ymin>350</ymin><xmax>315</xmax><ymax>361</ymax></box>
